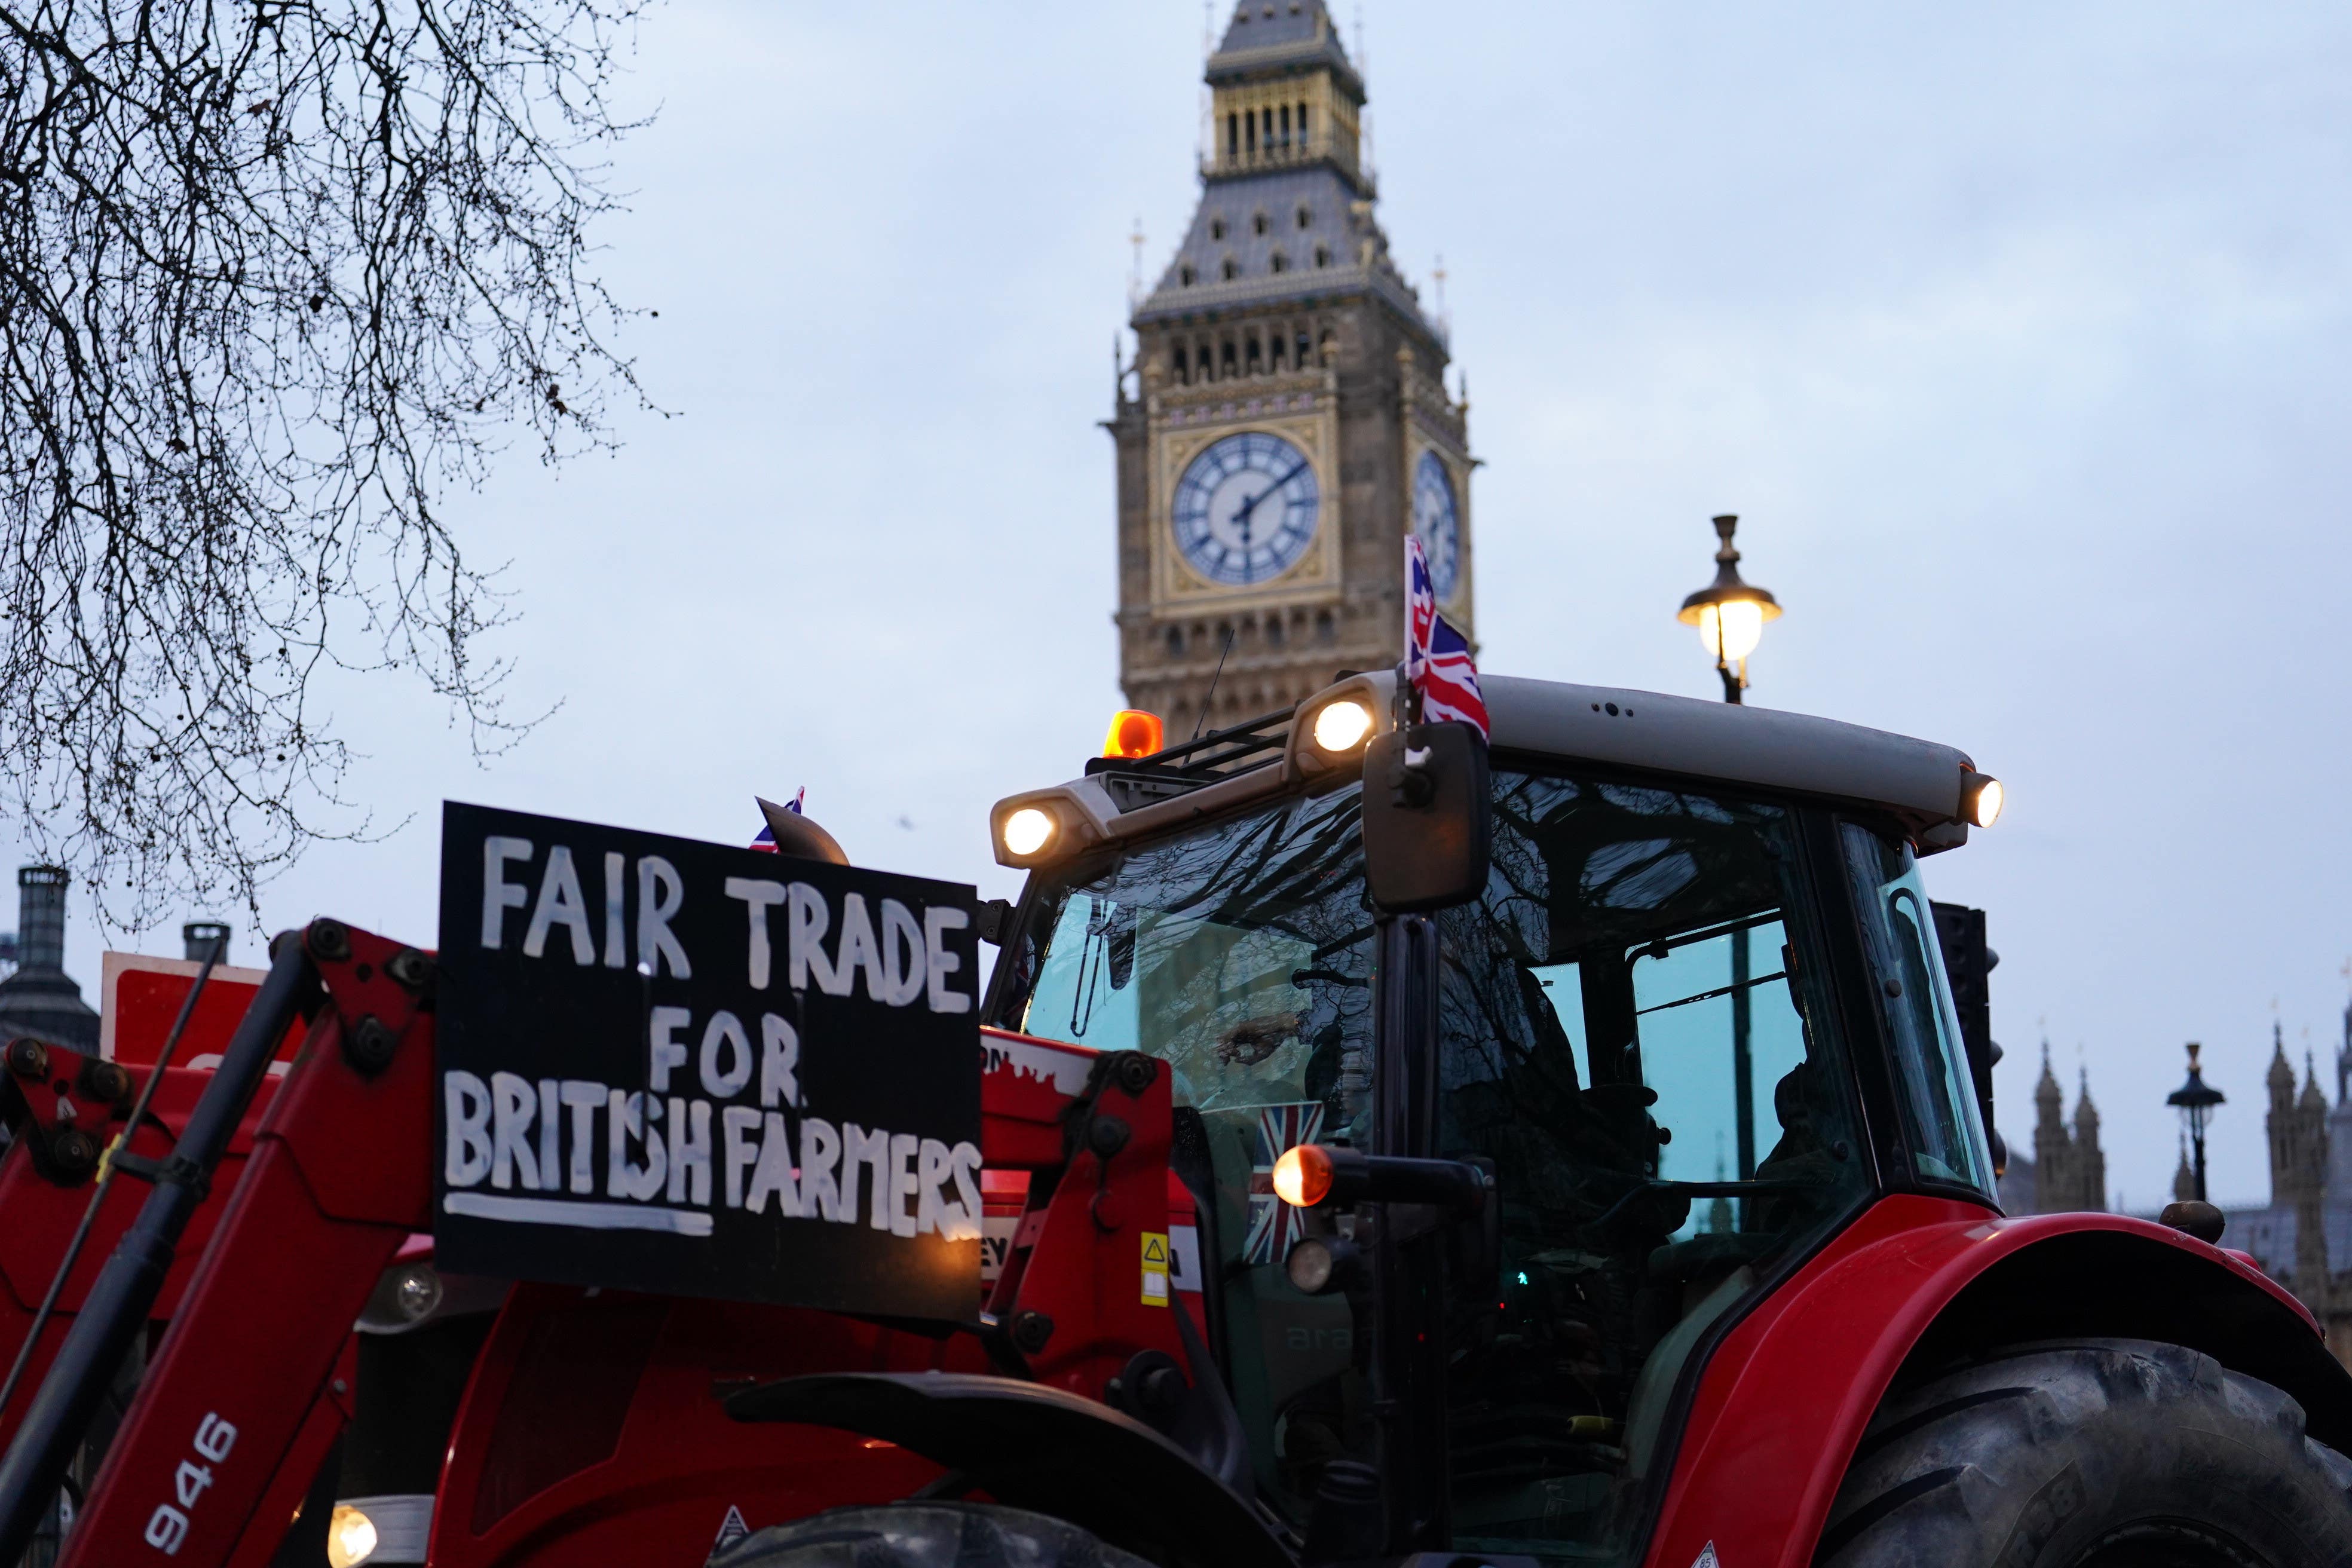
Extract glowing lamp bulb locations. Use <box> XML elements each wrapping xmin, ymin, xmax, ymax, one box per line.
<box><xmin>1696</xmin><ymin>599</ymin><xmax>1766</xmax><ymax>663</ymax></box>
<box><xmin>326</xmin><ymin>1504</ymin><xmax>379</xmax><ymax>1568</ymax></box>
<box><xmin>1968</xmin><ymin>776</ymin><xmax>2004</xmax><ymax>828</ymax></box>
<box><xmin>1272</xmin><ymin>1144</ymin><xmax>1334</xmax><ymax>1208</ymax></box>
<box><xmin>1310</xmin><ymin>699</ymin><xmax>1374</xmax><ymax>753</ymax></box>
<box><xmin>1000</xmin><ymin>807</ymin><xmax>1055</xmax><ymax>858</ymax></box>
<box><xmin>1102</xmin><ymin>709</ymin><xmax>1165</xmax><ymax>760</ymax></box>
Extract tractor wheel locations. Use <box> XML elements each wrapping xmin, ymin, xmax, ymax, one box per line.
<box><xmin>712</xmin><ymin>1502</ymin><xmax>1152</xmax><ymax>1568</ymax></box>
<box><xmin>1817</xmin><ymin>1337</ymin><xmax>2352</xmax><ymax>1567</ymax></box>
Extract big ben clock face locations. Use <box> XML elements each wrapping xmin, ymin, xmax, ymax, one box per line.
<box><xmin>1413</xmin><ymin>451</ymin><xmax>1461</xmax><ymax>601</ymax></box>
<box><xmin>1172</xmin><ymin>432</ymin><xmax>1321</xmax><ymax>587</ymax></box>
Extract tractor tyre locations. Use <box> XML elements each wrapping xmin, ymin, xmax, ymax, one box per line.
<box><xmin>712</xmin><ymin>1502</ymin><xmax>1153</xmax><ymax>1568</ymax></box>
<box><xmin>1817</xmin><ymin>1337</ymin><xmax>2352</xmax><ymax>1567</ymax></box>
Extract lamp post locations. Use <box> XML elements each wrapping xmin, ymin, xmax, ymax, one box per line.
<box><xmin>1677</xmin><ymin>515</ymin><xmax>1782</xmax><ymax>1184</ymax></box>
<box><xmin>1677</xmin><ymin>514</ymin><xmax>1782</xmax><ymax>706</ymax></box>
<box><xmin>2167</xmin><ymin>1042</ymin><xmax>2225</xmax><ymax>1204</ymax></box>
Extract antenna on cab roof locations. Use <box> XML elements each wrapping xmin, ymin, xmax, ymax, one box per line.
<box><xmin>1190</xmin><ymin>624</ymin><xmax>1238</xmax><ymax>741</ymax></box>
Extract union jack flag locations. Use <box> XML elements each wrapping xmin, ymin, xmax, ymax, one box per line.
<box><xmin>1405</xmin><ymin>536</ymin><xmax>1489</xmax><ymax>739</ymax></box>
<box><xmin>751</xmin><ymin>788</ymin><xmax>806</xmax><ymax>852</ymax></box>
<box><xmin>1246</xmin><ymin>1102</ymin><xmax>1328</xmax><ymax>1264</ymax></box>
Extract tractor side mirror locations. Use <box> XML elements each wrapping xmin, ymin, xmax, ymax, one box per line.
<box><xmin>1278</xmin><ymin>1145</ymin><xmax>1493</xmax><ymax>1212</ymax></box>
<box><xmin>1931</xmin><ymin>901</ymin><xmax>2005</xmax><ymax>1174</ymax></box>
<box><xmin>1360</xmin><ymin>722</ymin><xmax>1492</xmax><ymax>913</ymax></box>
<box><xmin>1277</xmin><ymin>1146</ymin><xmax>1499</xmax><ymax>1298</ymax></box>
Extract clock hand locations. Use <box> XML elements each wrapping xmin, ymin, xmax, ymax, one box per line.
<box><xmin>1230</xmin><ymin>458</ymin><xmax>1312</xmax><ymax>528</ymax></box>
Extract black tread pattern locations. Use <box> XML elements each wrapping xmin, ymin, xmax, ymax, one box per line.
<box><xmin>1846</xmin><ymin>1386</ymin><xmax>2034</xmax><ymax>1466</ymax></box>
<box><xmin>1816</xmin><ymin>1338</ymin><xmax>2352</xmax><ymax>1567</ymax></box>
<box><xmin>1814</xmin><ymin>1465</ymin><xmax>1965</xmax><ymax>1563</ymax></box>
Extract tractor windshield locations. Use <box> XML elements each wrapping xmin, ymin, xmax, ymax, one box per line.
<box><xmin>994</xmin><ymin>783</ymin><xmax>1379</xmax><ymax>1521</ymax></box>
<box><xmin>994</xmin><ymin>767</ymin><xmax>1902</xmax><ymax>1561</ymax></box>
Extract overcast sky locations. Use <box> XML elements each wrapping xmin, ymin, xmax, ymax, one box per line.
<box><xmin>27</xmin><ymin>4</ymin><xmax>2352</xmax><ymax>1212</ymax></box>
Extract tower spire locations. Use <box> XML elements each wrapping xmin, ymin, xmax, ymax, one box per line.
<box><xmin>2338</xmin><ymin>958</ymin><xmax>2351</xmax><ymax>1105</ymax></box>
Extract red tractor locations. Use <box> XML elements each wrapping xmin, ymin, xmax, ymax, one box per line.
<box><xmin>2</xmin><ymin>670</ymin><xmax>2348</xmax><ymax>1568</ymax></box>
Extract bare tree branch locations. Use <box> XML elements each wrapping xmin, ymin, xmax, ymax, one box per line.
<box><xmin>0</xmin><ymin>0</ymin><xmax>652</xmax><ymax>926</ymax></box>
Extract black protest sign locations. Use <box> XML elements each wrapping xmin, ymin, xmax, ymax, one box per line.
<box><xmin>434</xmin><ymin>802</ymin><xmax>982</xmax><ymax>1319</ymax></box>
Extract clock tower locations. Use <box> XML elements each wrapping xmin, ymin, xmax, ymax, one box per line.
<box><xmin>1110</xmin><ymin>1</ymin><xmax>1474</xmax><ymax>732</ymax></box>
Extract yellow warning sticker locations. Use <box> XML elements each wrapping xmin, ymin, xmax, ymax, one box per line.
<box><xmin>1141</xmin><ymin>1231</ymin><xmax>1169</xmax><ymax>1306</ymax></box>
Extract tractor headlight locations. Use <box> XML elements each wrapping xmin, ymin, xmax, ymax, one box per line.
<box><xmin>1285</xmin><ymin>1235</ymin><xmax>1362</xmax><ymax>1296</ymax></box>
<box><xmin>1000</xmin><ymin>807</ymin><xmax>1055</xmax><ymax>858</ymax></box>
<box><xmin>1310</xmin><ymin>699</ymin><xmax>1374</xmax><ymax>754</ymax></box>
<box><xmin>1964</xmin><ymin>773</ymin><xmax>2004</xmax><ymax>829</ymax></box>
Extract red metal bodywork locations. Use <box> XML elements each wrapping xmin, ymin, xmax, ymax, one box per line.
<box><xmin>1642</xmin><ymin>1195</ymin><xmax>2328</xmax><ymax>1568</ymax></box>
<box><xmin>101</xmin><ymin>957</ymin><xmax>306</xmax><ymax>1073</ymax></box>
<box><xmin>0</xmin><ymin>1057</ymin><xmax>280</xmax><ymax>1449</ymax></box>
<box><xmin>428</xmin><ymin>1288</ymin><xmax>970</xmax><ymax>1564</ymax></box>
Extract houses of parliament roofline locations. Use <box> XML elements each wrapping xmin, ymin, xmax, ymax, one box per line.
<box><xmin>2004</xmin><ymin>1007</ymin><xmax>2352</xmax><ymax>1368</ymax></box>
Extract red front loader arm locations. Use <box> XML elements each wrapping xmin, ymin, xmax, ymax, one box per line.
<box><xmin>51</xmin><ymin>919</ymin><xmax>434</xmax><ymax>1568</ymax></box>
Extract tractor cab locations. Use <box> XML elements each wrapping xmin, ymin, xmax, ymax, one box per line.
<box><xmin>982</xmin><ymin>670</ymin><xmax>2007</xmax><ymax>1564</ymax></box>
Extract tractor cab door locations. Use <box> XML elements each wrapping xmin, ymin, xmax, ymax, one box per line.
<box><xmin>1420</xmin><ymin>770</ymin><xmax>1878</xmax><ymax>1564</ymax></box>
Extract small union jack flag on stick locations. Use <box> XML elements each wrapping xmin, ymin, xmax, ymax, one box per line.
<box><xmin>1405</xmin><ymin>536</ymin><xmax>1489</xmax><ymax>739</ymax></box>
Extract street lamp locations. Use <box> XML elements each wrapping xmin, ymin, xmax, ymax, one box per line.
<box><xmin>2167</xmin><ymin>1042</ymin><xmax>2225</xmax><ymax>1203</ymax></box>
<box><xmin>1677</xmin><ymin>516</ymin><xmax>1782</xmax><ymax>1186</ymax></box>
<box><xmin>1677</xmin><ymin>513</ymin><xmax>1782</xmax><ymax>705</ymax></box>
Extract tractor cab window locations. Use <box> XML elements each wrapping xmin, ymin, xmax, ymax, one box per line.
<box><xmin>1003</xmin><ymin>786</ymin><xmax>1377</xmax><ymax>1523</ymax></box>
<box><xmin>1432</xmin><ymin>773</ymin><xmax>1867</xmax><ymax>1565</ymax></box>
<box><xmin>1838</xmin><ymin>823</ymin><xmax>1995</xmax><ymax>1194</ymax></box>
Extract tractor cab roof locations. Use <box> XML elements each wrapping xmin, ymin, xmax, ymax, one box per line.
<box><xmin>990</xmin><ymin>670</ymin><xmax>1993</xmax><ymax>872</ymax></box>
<box><xmin>1481</xmin><ymin>674</ymin><xmax>1980</xmax><ymax>843</ymax></box>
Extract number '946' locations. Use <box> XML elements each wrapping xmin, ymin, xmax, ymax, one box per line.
<box><xmin>142</xmin><ymin>1411</ymin><xmax>235</xmax><ymax>1555</ymax></box>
